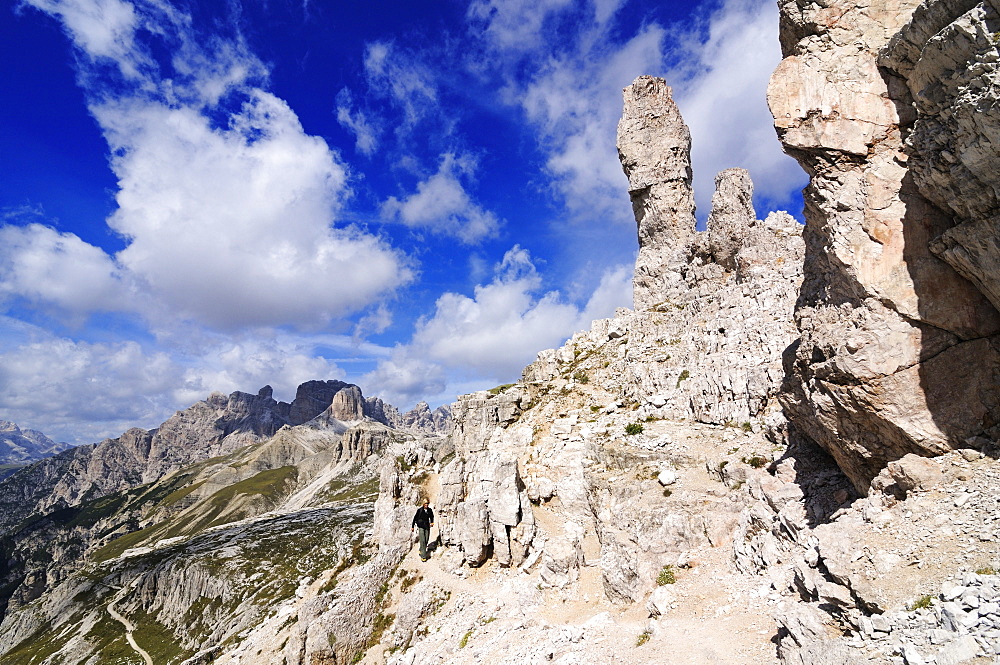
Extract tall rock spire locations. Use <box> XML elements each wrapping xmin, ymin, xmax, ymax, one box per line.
<box><xmin>616</xmin><ymin>75</ymin><xmax>696</xmax><ymax>311</ymax></box>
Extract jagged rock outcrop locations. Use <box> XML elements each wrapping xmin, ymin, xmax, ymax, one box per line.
<box><xmin>617</xmin><ymin>75</ymin><xmax>697</xmax><ymax>311</ymax></box>
<box><xmin>0</xmin><ymin>421</ymin><xmax>71</xmax><ymax>467</ymax></box>
<box><xmin>706</xmin><ymin>168</ymin><xmax>757</xmax><ymax>270</ymax></box>
<box><xmin>366</xmin><ymin>397</ymin><xmax>453</xmax><ymax>435</ymax></box>
<box><xmin>769</xmin><ymin>0</ymin><xmax>1000</xmax><ymax>492</ymax></box>
<box><xmin>424</xmin><ymin>82</ymin><xmax>805</xmax><ymax>598</ymax></box>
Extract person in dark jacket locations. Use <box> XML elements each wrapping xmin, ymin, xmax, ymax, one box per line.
<box><xmin>411</xmin><ymin>499</ymin><xmax>434</xmax><ymax>561</ymax></box>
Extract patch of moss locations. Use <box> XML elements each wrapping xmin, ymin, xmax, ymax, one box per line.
<box><xmin>675</xmin><ymin>369</ymin><xmax>690</xmax><ymax>388</ymax></box>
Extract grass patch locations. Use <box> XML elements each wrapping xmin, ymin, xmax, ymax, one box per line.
<box><xmin>743</xmin><ymin>455</ymin><xmax>768</xmax><ymax>469</ymax></box>
<box><xmin>977</xmin><ymin>566</ymin><xmax>998</xmax><ymax>575</ymax></box>
<box><xmin>158</xmin><ymin>480</ymin><xmax>206</xmax><ymax>507</ymax></box>
<box><xmin>625</xmin><ymin>423</ymin><xmax>644</xmax><ymax>436</ymax></box>
<box><xmin>87</xmin><ymin>612</ymin><xmax>145</xmax><ymax>664</ymax></box>
<box><xmin>0</xmin><ymin>464</ymin><xmax>25</xmax><ymax>482</ymax></box>
<box><xmin>459</xmin><ymin>629</ymin><xmax>474</xmax><ymax>648</ymax></box>
<box><xmin>656</xmin><ymin>565</ymin><xmax>676</xmax><ymax>585</ymax></box>
<box><xmin>675</xmin><ymin>369</ymin><xmax>690</xmax><ymax>388</ymax></box>
<box><xmin>636</xmin><ymin>629</ymin><xmax>652</xmax><ymax>646</ymax></box>
<box><xmin>488</xmin><ymin>383</ymin><xmax>515</xmax><ymax>395</ymax></box>
<box><xmin>909</xmin><ymin>594</ymin><xmax>933</xmax><ymax>611</ymax></box>
<box><xmin>92</xmin><ymin>522</ymin><xmax>167</xmax><ymax>562</ymax></box>
<box><xmin>1</xmin><ymin>621</ymin><xmax>71</xmax><ymax>664</ymax></box>
<box><xmin>321</xmin><ymin>475</ymin><xmax>380</xmax><ymax>503</ymax></box>
<box><xmin>132</xmin><ymin>608</ymin><xmax>196</xmax><ymax>664</ymax></box>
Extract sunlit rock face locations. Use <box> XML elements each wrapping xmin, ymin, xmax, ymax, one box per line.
<box><xmin>769</xmin><ymin>0</ymin><xmax>1000</xmax><ymax>492</ymax></box>
<box><xmin>616</xmin><ymin>75</ymin><xmax>697</xmax><ymax>312</ymax></box>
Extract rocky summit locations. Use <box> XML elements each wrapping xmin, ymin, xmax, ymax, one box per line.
<box><xmin>2</xmin><ymin>1</ymin><xmax>1000</xmax><ymax>664</ymax></box>
<box><xmin>0</xmin><ymin>421</ymin><xmax>71</xmax><ymax>472</ymax></box>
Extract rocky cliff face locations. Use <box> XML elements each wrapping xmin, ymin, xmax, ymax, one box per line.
<box><xmin>769</xmin><ymin>0</ymin><xmax>1000</xmax><ymax>492</ymax></box>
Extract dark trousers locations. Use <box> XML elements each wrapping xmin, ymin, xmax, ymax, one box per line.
<box><xmin>417</xmin><ymin>527</ymin><xmax>430</xmax><ymax>559</ymax></box>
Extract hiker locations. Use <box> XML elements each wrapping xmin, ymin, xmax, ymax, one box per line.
<box><xmin>411</xmin><ymin>499</ymin><xmax>434</xmax><ymax>561</ymax></box>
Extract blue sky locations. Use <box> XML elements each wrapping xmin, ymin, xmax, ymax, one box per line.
<box><xmin>0</xmin><ymin>0</ymin><xmax>805</xmax><ymax>444</ymax></box>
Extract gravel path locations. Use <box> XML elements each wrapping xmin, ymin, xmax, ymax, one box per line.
<box><xmin>107</xmin><ymin>586</ymin><xmax>154</xmax><ymax>665</ymax></box>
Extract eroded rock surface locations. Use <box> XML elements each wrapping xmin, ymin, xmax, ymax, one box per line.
<box><xmin>617</xmin><ymin>75</ymin><xmax>697</xmax><ymax>311</ymax></box>
<box><xmin>770</xmin><ymin>0</ymin><xmax>1000</xmax><ymax>492</ymax></box>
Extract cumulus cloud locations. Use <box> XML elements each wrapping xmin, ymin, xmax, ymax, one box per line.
<box><xmin>361</xmin><ymin>355</ymin><xmax>447</xmax><ymax>408</ymax></box>
<box><xmin>668</xmin><ymin>0</ymin><xmax>807</xmax><ymax>217</ymax></box>
<box><xmin>0</xmin><ymin>318</ymin><xmax>352</xmax><ymax>444</ymax></box>
<box><xmin>171</xmin><ymin>334</ymin><xmax>347</xmax><ymax>407</ymax></box>
<box><xmin>0</xmin><ymin>321</ymin><xmax>183</xmax><ymax>443</ymax></box>
<box><xmin>13</xmin><ymin>0</ymin><xmax>414</xmax><ymax>331</ymax></box>
<box><xmin>0</xmin><ymin>224</ymin><xmax>130</xmax><ymax>318</ymax></box>
<box><xmin>98</xmin><ymin>91</ymin><xmax>412</xmax><ymax>329</ymax></box>
<box><xmin>365</xmin><ymin>247</ymin><xmax>631</xmax><ymax>405</ymax></box>
<box><xmin>517</xmin><ymin>25</ymin><xmax>665</xmax><ymax>223</ymax></box>
<box><xmin>381</xmin><ymin>154</ymin><xmax>500</xmax><ymax>244</ymax></box>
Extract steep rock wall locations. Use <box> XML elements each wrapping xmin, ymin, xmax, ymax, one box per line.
<box><xmin>770</xmin><ymin>0</ymin><xmax>1000</xmax><ymax>492</ymax></box>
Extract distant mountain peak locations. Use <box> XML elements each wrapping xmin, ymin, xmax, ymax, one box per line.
<box><xmin>0</xmin><ymin>421</ymin><xmax>72</xmax><ymax>466</ymax></box>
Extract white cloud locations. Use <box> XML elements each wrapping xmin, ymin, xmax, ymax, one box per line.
<box><xmin>668</xmin><ymin>0</ymin><xmax>807</xmax><ymax>216</ymax></box>
<box><xmin>0</xmin><ymin>318</ymin><xmax>352</xmax><ymax>444</ymax></box>
<box><xmin>172</xmin><ymin>335</ymin><xmax>346</xmax><ymax>407</ymax></box>
<box><xmin>98</xmin><ymin>91</ymin><xmax>413</xmax><ymax>329</ymax></box>
<box><xmin>381</xmin><ymin>154</ymin><xmax>501</xmax><ymax>244</ymax></box>
<box><xmin>466</xmin><ymin>0</ymin><xmax>574</xmax><ymax>51</ymax></box>
<box><xmin>0</xmin><ymin>224</ymin><xmax>129</xmax><ymax>319</ymax></box>
<box><xmin>365</xmin><ymin>247</ymin><xmax>631</xmax><ymax>404</ymax></box>
<box><xmin>0</xmin><ymin>325</ymin><xmax>182</xmax><ymax>444</ymax></box>
<box><xmin>361</xmin><ymin>355</ymin><xmax>447</xmax><ymax>407</ymax></box>
<box><xmin>364</xmin><ymin>41</ymin><xmax>439</xmax><ymax>127</ymax></box>
<box><xmin>475</xmin><ymin>0</ymin><xmax>803</xmax><ymax>223</ymax></box>
<box><xmin>353</xmin><ymin>304</ymin><xmax>393</xmax><ymax>339</ymax></box>
<box><xmin>14</xmin><ymin>0</ymin><xmax>415</xmax><ymax>331</ymax></box>
<box><xmin>26</xmin><ymin>0</ymin><xmax>145</xmax><ymax>77</ymax></box>
<box><xmin>522</xmin><ymin>25</ymin><xmax>665</xmax><ymax>222</ymax></box>
<box><xmin>336</xmin><ymin>88</ymin><xmax>379</xmax><ymax>156</ymax></box>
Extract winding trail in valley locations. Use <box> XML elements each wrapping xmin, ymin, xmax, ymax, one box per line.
<box><xmin>107</xmin><ymin>586</ymin><xmax>154</xmax><ymax>665</ymax></box>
